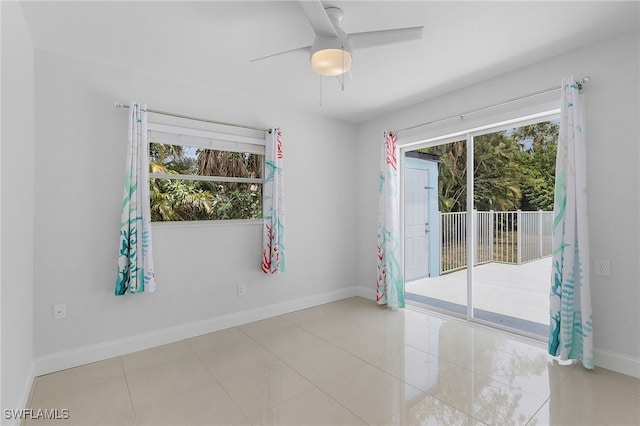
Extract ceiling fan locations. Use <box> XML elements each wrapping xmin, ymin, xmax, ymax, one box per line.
<box><xmin>250</xmin><ymin>0</ymin><xmax>424</xmax><ymax>77</ymax></box>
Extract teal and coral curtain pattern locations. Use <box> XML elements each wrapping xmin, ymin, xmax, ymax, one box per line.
<box><xmin>376</xmin><ymin>131</ymin><xmax>404</xmax><ymax>308</ymax></box>
<box><xmin>261</xmin><ymin>128</ymin><xmax>286</xmax><ymax>274</ymax></box>
<box><xmin>549</xmin><ymin>77</ymin><xmax>593</xmax><ymax>368</ymax></box>
<box><xmin>115</xmin><ymin>102</ymin><xmax>156</xmax><ymax>295</ymax></box>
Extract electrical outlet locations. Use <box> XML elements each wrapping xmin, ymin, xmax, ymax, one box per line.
<box><xmin>594</xmin><ymin>258</ymin><xmax>610</xmax><ymax>277</ymax></box>
<box><xmin>53</xmin><ymin>304</ymin><xmax>66</xmax><ymax>320</ymax></box>
<box><xmin>237</xmin><ymin>283</ymin><xmax>247</xmax><ymax>297</ymax></box>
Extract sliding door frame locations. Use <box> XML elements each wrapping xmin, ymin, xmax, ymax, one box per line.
<box><xmin>399</xmin><ymin>109</ymin><xmax>560</xmax><ymax>338</ymax></box>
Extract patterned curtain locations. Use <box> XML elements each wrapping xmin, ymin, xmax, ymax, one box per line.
<box><xmin>261</xmin><ymin>128</ymin><xmax>286</xmax><ymax>274</ymax></box>
<box><xmin>115</xmin><ymin>102</ymin><xmax>156</xmax><ymax>295</ymax></box>
<box><xmin>549</xmin><ymin>77</ymin><xmax>593</xmax><ymax>368</ymax></box>
<box><xmin>376</xmin><ymin>131</ymin><xmax>404</xmax><ymax>308</ymax></box>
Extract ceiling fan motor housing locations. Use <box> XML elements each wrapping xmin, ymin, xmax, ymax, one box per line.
<box><xmin>308</xmin><ymin>6</ymin><xmax>353</xmax><ymax>76</ymax></box>
<box><xmin>310</xmin><ymin>28</ymin><xmax>353</xmax><ymax>76</ymax></box>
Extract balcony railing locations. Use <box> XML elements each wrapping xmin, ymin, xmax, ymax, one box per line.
<box><xmin>440</xmin><ymin>210</ymin><xmax>553</xmax><ymax>274</ymax></box>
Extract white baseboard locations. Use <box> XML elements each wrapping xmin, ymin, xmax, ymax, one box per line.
<box><xmin>5</xmin><ymin>362</ymin><xmax>37</xmax><ymax>426</ymax></box>
<box><xmin>594</xmin><ymin>347</ymin><xmax>640</xmax><ymax>378</ymax></box>
<box><xmin>34</xmin><ymin>286</ymin><xmax>359</xmax><ymax>377</ymax></box>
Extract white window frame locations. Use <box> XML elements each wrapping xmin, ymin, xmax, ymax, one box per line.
<box><xmin>148</xmin><ymin>123</ymin><xmax>266</xmax><ymax>224</ymax></box>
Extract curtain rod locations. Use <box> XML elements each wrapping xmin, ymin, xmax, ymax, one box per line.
<box><xmin>395</xmin><ymin>76</ymin><xmax>590</xmax><ymax>134</ymax></box>
<box><xmin>113</xmin><ymin>102</ymin><xmax>271</xmax><ymax>133</ymax></box>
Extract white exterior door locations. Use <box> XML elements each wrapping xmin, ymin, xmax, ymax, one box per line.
<box><xmin>405</xmin><ymin>167</ymin><xmax>430</xmax><ymax>281</ymax></box>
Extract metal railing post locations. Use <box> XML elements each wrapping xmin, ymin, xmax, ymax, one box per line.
<box><xmin>460</xmin><ymin>211</ymin><xmax>466</xmax><ymax>270</ymax></box>
<box><xmin>517</xmin><ymin>209</ymin><xmax>522</xmax><ymax>264</ymax></box>
<box><xmin>473</xmin><ymin>209</ymin><xmax>477</xmax><ymax>265</ymax></box>
<box><xmin>538</xmin><ymin>209</ymin><xmax>543</xmax><ymax>259</ymax></box>
<box><xmin>438</xmin><ymin>211</ymin><xmax>443</xmax><ymax>275</ymax></box>
<box><xmin>489</xmin><ymin>210</ymin><xmax>494</xmax><ymax>262</ymax></box>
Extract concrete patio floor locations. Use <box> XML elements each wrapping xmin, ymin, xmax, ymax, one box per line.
<box><xmin>405</xmin><ymin>257</ymin><xmax>551</xmax><ymax>327</ymax></box>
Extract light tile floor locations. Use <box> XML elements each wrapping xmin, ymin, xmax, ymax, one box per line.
<box><xmin>26</xmin><ymin>297</ymin><xmax>640</xmax><ymax>426</ymax></box>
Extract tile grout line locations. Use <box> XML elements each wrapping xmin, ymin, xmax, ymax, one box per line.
<box><xmin>118</xmin><ymin>356</ymin><xmax>139</xmax><ymax>425</ymax></box>
<box><xmin>284</xmin><ymin>304</ymin><xmax>542</xmax><ymax>425</ymax></box>
<box><xmin>185</xmin><ymin>328</ymin><xmax>252</xmax><ymax>424</ymax></box>
<box><xmin>120</xmin><ymin>340</ymin><xmax>196</xmax><ymax>376</ymax></box>
<box><xmin>235</xmin><ymin>309</ymin><xmax>374</xmax><ymax>423</ymax></box>
<box><xmin>267</xmin><ymin>306</ymin><xmax>474</xmax><ymax>424</ymax></box>
<box><xmin>27</xmin><ymin>358</ymin><xmax>126</xmax><ymax>404</ymax></box>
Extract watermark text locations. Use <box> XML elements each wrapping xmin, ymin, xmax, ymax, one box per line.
<box><xmin>3</xmin><ymin>408</ymin><xmax>70</xmax><ymax>420</ymax></box>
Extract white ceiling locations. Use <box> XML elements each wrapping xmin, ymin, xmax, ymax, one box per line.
<box><xmin>20</xmin><ymin>1</ymin><xmax>640</xmax><ymax>123</ymax></box>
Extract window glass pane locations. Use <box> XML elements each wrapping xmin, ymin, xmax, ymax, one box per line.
<box><xmin>149</xmin><ymin>142</ymin><xmax>264</xmax><ymax>222</ymax></box>
<box><xmin>150</xmin><ymin>143</ymin><xmax>263</xmax><ymax>179</ymax></box>
<box><xmin>196</xmin><ymin>149</ymin><xmax>263</xmax><ymax>179</ymax></box>
<box><xmin>472</xmin><ymin>120</ymin><xmax>557</xmax><ymax>336</ymax></box>
<box><xmin>150</xmin><ymin>179</ymin><xmax>262</xmax><ymax>222</ymax></box>
<box><xmin>150</xmin><ymin>143</ymin><xmax>199</xmax><ymax>175</ymax></box>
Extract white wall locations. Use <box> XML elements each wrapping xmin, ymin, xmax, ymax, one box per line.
<box><xmin>356</xmin><ymin>30</ymin><xmax>640</xmax><ymax>375</ymax></box>
<box><xmin>1</xmin><ymin>1</ymin><xmax>36</xmax><ymax>419</ymax></box>
<box><xmin>32</xmin><ymin>49</ymin><xmax>357</xmax><ymax>368</ymax></box>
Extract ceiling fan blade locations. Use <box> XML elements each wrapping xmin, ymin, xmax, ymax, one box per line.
<box><xmin>250</xmin><ymin>45</ymin><xmax>311</xmax><ymax>63</ymax></box>
<box><xmin>348</xmin><ymin>26</ymin><xmax>424</xmax><ymax>50</ymax></box>
<box><xmin>298</xmin><ymin>0</ymin><xmax>338</xmax><ymax>38</ymax></box>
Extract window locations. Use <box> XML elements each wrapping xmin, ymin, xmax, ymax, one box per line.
<box><xmin>147</xmin><ymin>123</ymin><xmax>265</xmax><ymax>222</ymax></box>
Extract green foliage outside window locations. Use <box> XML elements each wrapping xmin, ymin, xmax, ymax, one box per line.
<box><xmin>149</xmin><ymin>143</ymin><xmax>263</xmax><ymax>221</ymax></box>
<box><xmin>420</xmin><ymin>121</ymin><xmax>558</xmax><ymax>213</ymax></box>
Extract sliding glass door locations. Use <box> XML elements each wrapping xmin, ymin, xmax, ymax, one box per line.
<box><xmin>471</xmin><ymin>123</ymin><xmax>557</xmax><ymax>336</ymax></box>
<box><xmin>404</xmin><ymin>115</ymin><xmax>558</xmax><ymax>338</ymax></box>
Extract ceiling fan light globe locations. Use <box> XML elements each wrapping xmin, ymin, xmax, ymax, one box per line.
<box><xmin>311</xmin><ymin>49</ymin><xmax>353</xmax><ymax>76</ymax></box>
